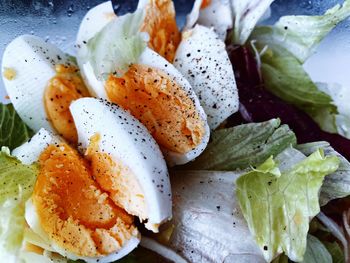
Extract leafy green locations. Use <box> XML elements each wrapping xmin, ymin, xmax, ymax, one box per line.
<box><xmin>186</xmin><ymin>119</ymin><xmax>296</xmax><ymax>171</ymax></box>
<box><xmin>236</xmin><ymin>149</ymin><xmax>339</xmax><ymax>262</ymax></box>
<box><xmin>302</xmin><ymin>234</ymin><xmax>332</xmax><ymax>263</ymax></box>
<box><xmin>252</xmin><ymin>0</ymin><xmax>350</xmax><ymax>63</ymax></box>
<box><xmin>250</xmin><ymin>0</ymin><xmax>350</xmax><ymax>138</ymax></box>
<box><xmin>0</xmin><ymin>104</ymin><xmax>34</xmax><ymax>150</ymax></box>
<box><xmin>297</xmin><ymin>142</ymin><xmax>350</xmax><ymax>206</ymax></box>
<box><xmin>254</xmin><ymin>42</ymin><xmax>338</xmax><ymax>132</ymax></box>
<box><xmin>86</xmin><ymin>9</ymin><xmax>148</xmax><ymax>80</ymax></box>
<box><xmin>324</xmin><ymin>241</ymin><xmax>345</xmax><ymax>263</ymax></box>
<box><xmin>0</xmin><ymin>148</ymin><xmax>38</xmax><ymax>258</ymax></box>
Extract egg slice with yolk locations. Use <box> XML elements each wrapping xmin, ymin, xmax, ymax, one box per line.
<box><xmin>13</xmin><ymin>129</ymin><xmax>140</xmax><ymax>262</ymax></box>
<box><xmin>77</xmin><ymin>9</ymin><xmax>210</xmax><ymax>165</ymax></box>
<box><xmin>12</xmin><ymin>99</ymin><xmax>171</xmax><ymax>260</ymax></box>
<box><xmin>1</xmin><ymin>35</ymin><xmax>89</xmax><ymax>144</ymax></box>
<box><xmin>137</xmin><ymin>0</ymin><xmax>181</xmax><ymax>62</ymax></box>
<box><xmin>70</xmin><ymin>98</ymin><xmax>172</xmax><ymax>229</ymax></box>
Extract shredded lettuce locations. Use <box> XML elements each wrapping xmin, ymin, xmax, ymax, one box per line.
<box><xmin>0</xmin><ymin>148</ymin><xmax>38</xmax><ymax>260</ymax></box>
<box><xmin>85</xmin><ymin>9</ymin><xmax>148</xmax><ymax>80</ymax></box>
<box><xmin>0</xmin><ymin>104</ymin><xmax>34</xmax><ymax>150</ymax></box>
<box><xmin>250</xmin><ymin>0</ymin><xmax>350</xmax><ymax>139</ymax></box>
<box><xmin>169</xmin><ymin>170</ymin><xmax>265</xmax><ymax>262</ymax></box>
<box><xmin>297</xmin><ymin>141</ymin><xmax>350</xmax><ymax>206</ymax></box>
<box><xmin>187</xmin><ymin>119</ymin><xmax>296</xmax><ymax>171</ymax></box>
<box><xmin>302</xmin><ymin>235</ymin><xmax>332</xmax><ymax>263</ymax></box>
<box><xmin>236</xmin><ymin>149</ymin><xmax>339</xmax><ymax>262</ymax></box>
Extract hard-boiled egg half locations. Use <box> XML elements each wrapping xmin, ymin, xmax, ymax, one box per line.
<box><xmin>12</xmin><ymin>98</ymin><xmax>172</xmax><ymax>262</ymax></box>
<box><xmin>185</xmin><ymin>0</ymin><xmax>233</xmax><ymax>40</ymax></box>
<box><xmin>77</xmin><ymin>8</ymin><xmax>210</xmax><ymax>166</ymax></box>
<box><xmin>1</xmin><ymin>35</ymin><xmax>90</xmax><ymax>144</ymax></box>
<box><xmin>174</xmin><ymin>25</ymin><xmax>238</xmax><ymax>129</ymax></box>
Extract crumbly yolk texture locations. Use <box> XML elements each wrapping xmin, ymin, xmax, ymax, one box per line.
<box><xmin>33</xmin><ymin>143</ymin><xmax>139</xmax><ymax>257</ymax></box>
<box><xmin>201</xmin><ymin>0</ymin><xmax>211</xmax><ymax>9</ymax></box>
<box><xmin>44</xmin><ymin>65</ymin><xmax>90</xmax><ymax>144</ymax></box>
<box><xmin>141</xmin><ymin>0</ymin><xmax>181</xmax><ymax>62</ymax></box>
<box><xmin>105</xmin><ymin>65</ymin><xmax>205</xmax><ymax>154</ymax></box>
<box><xmin>86</xmin><ymin>134</ymin><xmax>147</xmax><ymax>221</ymax></box>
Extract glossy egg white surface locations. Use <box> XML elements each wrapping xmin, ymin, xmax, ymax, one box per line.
<box><xmin>14</xmin><ymin>128</ymin><xmax>140</xmax><ymax>262</ymax></box>
<box><xmin>174</xmin><ymin>25</ymin><xmax>238</xmax><ymax>129</ymax></box>
<box><xmin>76</xmin><ymin>4</ymin><xmax>210</xmax><ymax>166</ymax></box>
<box><xmin>70</xmin><ymin>97</ymin><xmax>172</xmax><ymax>229</ymax></box>
<box><xmin>1</xmin><ymin>35</ymin><xmax>74</xmax><ymax>133</ymax></box>
<box><xmin>185</xmin><ymin>0</ymin><xmax>233</xmax><ymax>40</ymax></box>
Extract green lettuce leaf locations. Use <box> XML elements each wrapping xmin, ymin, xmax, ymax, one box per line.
<box><xmin>250</xmin><ymin>1</ymin><xmax>350</xmax><ymax>138</ymax></box>
<box><xmin>0</xmin><ymin>104</ymin><xmax>34</xmax><ymax>150</ymax></box>
<box><xmin>302</xmin><ymin>235</ymin><xmax>332</xmax><ymax>263</ymax></box>
<box><xmin>236</xmin><ymin>149</ymin><xmax>339</xmax><ymax>262</ymax></box>
<box><xmin>297</xmin><ymin>141</ymin><xmax>350</xmax><ymax>206</ymax></box>
<box><xmin>324</xmin><ymin>241</ymin><xmax>345</xmax><ymax>263</ymax></box>
<box><xmin>0</xmin><ymin>148</ymin><xmax>38</xmax><ymax>259</ymax></box>
<box><xmin>85</xmin><ymin>9</ymin><xmax>148</xmax><ymax>80</ymax></box>
<box><xmin>255</xmin><ymin>42</ymin><xmax>338</xmax><ymax>130</ymax></box>
<box><xmin>186</xmin><ymin>119</ymin><xmax>296</xmax><ymax>171</ymax></box>
<box><xmin>252</xmin><ymin>0</ymin><xmax>350</xmax><ymax>63</ymax></box>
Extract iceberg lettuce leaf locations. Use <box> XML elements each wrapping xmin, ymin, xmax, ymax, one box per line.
<box><xmin>85</xmin><ymin>10</ymin><xmax>148</xmax><ymax>80</ymax></box>
<box><xmin>236</xmin><ymin>149</ymin><xmax>339</xmax><ymax>262</ymax></box>
<box><xmin>297</xmin><ymin>141</ymin><xmax>350</xmax><ymax>206</ymax></box>
<box><xmin>186</xmin><ymin>119</ymin><xmax>296</xmax><ymax>171</ymax></box>
<box><xmin>302</xmin><ymin>235</ymin><xmax>332</xmax><ymax>263</ymax></box>
<box><xmin>0</xmin><ymin>148</ymin><xmax>38</xmax><ymax>258</ymax></box>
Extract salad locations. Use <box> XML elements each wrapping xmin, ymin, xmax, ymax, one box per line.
<box><xmin>0</xmin><ymin>0</ymin><xmax>350</xmax><ymax>262</ymax></box>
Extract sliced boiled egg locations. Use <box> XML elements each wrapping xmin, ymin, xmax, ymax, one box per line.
<box><xmin>185</xmin><ymin>0</ymin><xmax>233</xmax><ymax>40</ymax></box>
<box><xmin>174</xmin><ymin>25</ymin><xmax>238</xmax><ymax>129</ymax></box>
<box><xmin>77</xmin><ymin>10</ymin><xmax>210</xmax><ymax>166</ymax></box>
<box><xmin>12</xmin><ymin>98</ymin><xmax>172</xmax><ymax>261</ymax></box>
<box><xmin>1</xmin><ymin>35</ymin><xmax>89</xmax><ymax>144</ymax></box>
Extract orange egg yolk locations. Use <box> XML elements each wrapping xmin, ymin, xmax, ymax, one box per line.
<box><xmin>200</xmin><ymin>0</ymin><xmax>211</xmax><ymax>9</ymax></box>
<box><xmin>33</xmin><ymin>143</ymin><xmax>139</xmax><ymax>257</ymax></box>
<box><xmin>86</xmin><ymin>134</ymin><xmax>147</xmax><ymax>221</ymax></box>
<box><xmin>44</xmin><ymin>65</ymin><xmax>90</xmax><ymax>144</ymax></box>
<box><xmin>141</xmin><ymin>0</ymin><xmax>181</xmax><ymax>62</ymax></box>
<box><xmin>105</xmin><ymin>64</ymin><xmax>205</xmax><ymax>154</ymax></box>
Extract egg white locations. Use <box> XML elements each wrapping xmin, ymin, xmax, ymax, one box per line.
<box><xmin>12</xmin><ymin>128</ymin><xmax>61</xmax><ymax>165</ymax></box>
<box><xmin>25</xmin><ymin>198</ymin><xmax>140</xmax><ymax>263</ymax></box>
<box><xmin>76</xmin><ymin>4</ymin><xmax>210</xmax><ymax>165</ymax></box>
<box><xmin>174</xmin><ymin>25</ymin><xmax>238</xmax><ymax>129</ymax></box>
<box><xmin>1</xmin><ymin>35</ymin><xmax>75</xmax><ymax>133</ymax></box>
<box><xmin>70</xmin><ymin>97</ymin><xmax>172</xmax><ymax>230</ymax></box>
<box><xmin>185</xmin><ymin>0</ymin><xmax>233</xmax><ymax>40</ymax></box>
<box><xmin>13</xmin><ymin>128</ymin><xmax>141</xmax><ymax>262</ymax></box>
